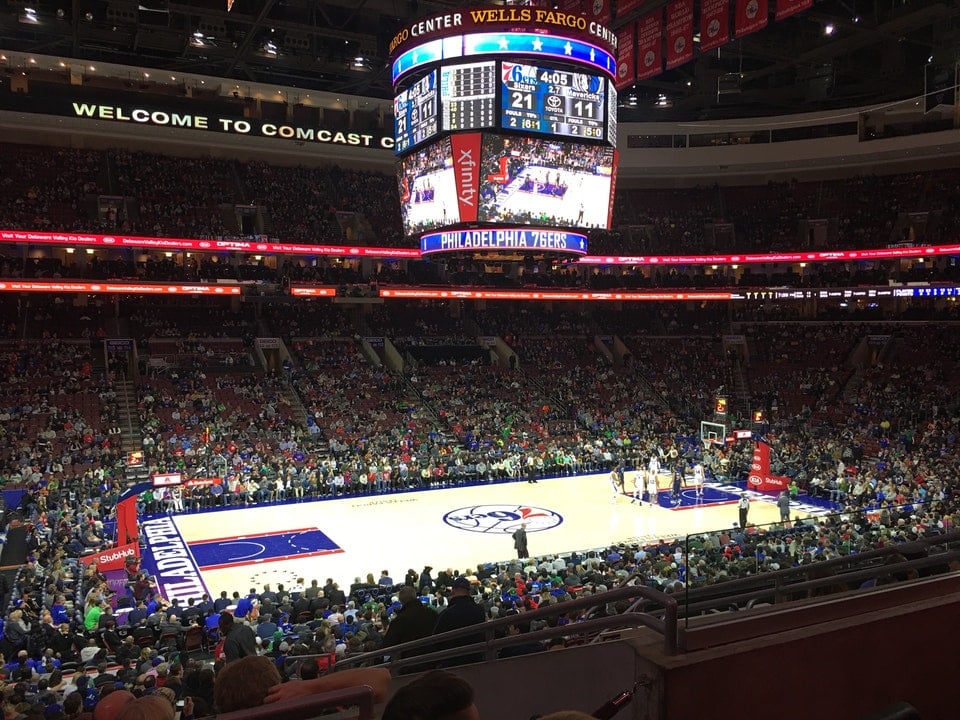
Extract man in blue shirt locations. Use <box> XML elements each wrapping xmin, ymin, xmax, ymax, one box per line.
<box><xmin>235</xmin><ymin>590</ymin><xmax>256</xmax><ymax>619</ymax></box>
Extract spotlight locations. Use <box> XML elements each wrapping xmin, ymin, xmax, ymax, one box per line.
<box><xmin>824</xmin><ymin>23</ymin><xmax>834</xmax><ymax>35</ymax></box>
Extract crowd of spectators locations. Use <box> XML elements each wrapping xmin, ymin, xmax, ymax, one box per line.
<box><xmin>2</xmin><ymin>143</ymin><xmax>960</xmax><ymax>715</ymax></box>
<box><xmin>4</xmin><ymin>142</ymin><xmax>960</xmax><ymax>263</ymax></box>
<box><xmin>1</xmin><ymin>304</ymin><xmax>959</xmax><ymax>719</ymax></box>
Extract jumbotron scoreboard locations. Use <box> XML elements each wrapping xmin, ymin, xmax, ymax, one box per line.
<box><xmin>440</xmin><ymin>61</ymin><xmax>496</xmax><ymax>131</ymax></box>
<box><xmin>390</xmin><ymin>6</ymin><xmax>619</xmax><ymax>258</ymax></box>
<box><xmin>501</xmin><ymin>62</ymin><xmax>606</xmax><ymax>140</ymax></box>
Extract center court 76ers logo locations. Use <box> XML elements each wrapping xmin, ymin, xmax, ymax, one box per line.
<box><xmin>443</xmin><ymin>504</ymin><xmax>563</xmax><ymax>534</ymax></box>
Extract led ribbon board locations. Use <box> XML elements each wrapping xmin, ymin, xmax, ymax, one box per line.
<box><xmin>392</xmin><ymin>33</ymin><xmax>616</xmax><ymax>85</ymax></box>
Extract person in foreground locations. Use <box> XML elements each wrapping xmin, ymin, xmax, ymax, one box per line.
<box><xmin>380</xmin><ymin>670</ymin><xmax>479</xmax><ymax>720</ymax></box>
<box><xmin>262</xmin><ymin>665</ymin><xmax>392</xmax><ymax>706</ymax></box>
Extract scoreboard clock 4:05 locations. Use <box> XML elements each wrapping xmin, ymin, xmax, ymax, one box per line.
<box><xmin>500</xmin><ymin>62</ymin><xmax>605</xmax><ymax>141</ymax></box>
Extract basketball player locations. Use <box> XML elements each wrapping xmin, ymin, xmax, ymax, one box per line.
<box><xmin>630</xmin><ymin>467</ymin><xmax>642</xmax><ymax>504</ymax></box>
<box><xmin>609</xmin><ymin>466</ymin><xmax>621</xmax><ymax>504</ymax></box>
<box><xmin>646</xmin><ymin>469</ymin><xmax>659</xmax><ymax>508</ymax></box>
<box><xmin>647</xmin><ymin>452</ymin><xmax>661</xmax><ymax>482</ymax></box>
<box><xmin>671</xmin><ymin>466</ymin><xmax>683</xmax><ymax>505</ymax></box>
<box><xmin>693</xmin><ymin>461</ymin><xmax>705</xmax><ymax>497</ymax></box>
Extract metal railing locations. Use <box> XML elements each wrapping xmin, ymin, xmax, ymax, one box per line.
<box><xmin>298</xmin><ymin>584</ymin><xmax>677</xmax><ymax>678</ymax></box>
<box><xmin>616</xmin><ymin>529</ymin><xmax>960</xmax><ymax>625</ymax></box>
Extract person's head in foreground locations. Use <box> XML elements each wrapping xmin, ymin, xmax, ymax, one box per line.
<box><xmin>381</xmin><ymin>670</ymin><xmax>478</xmax><ymax>720</ymax></box>
<box><xmin>214</xmin><ymin>655</ymin><xmax>282</xmax><ymax>712</ymax></box>
<box><xmin>114</xmin><ymin>696</ymin><xmax>175</xmax><ymax>720</ymax></box>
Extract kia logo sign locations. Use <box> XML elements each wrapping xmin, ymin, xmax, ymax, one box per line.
<box><xmin>747</xmin><ymin>475</ymin><xmax>763</xmax><ymax>486</ymax></box>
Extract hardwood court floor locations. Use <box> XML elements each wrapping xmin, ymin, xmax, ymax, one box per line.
<box><xmin>145</xmin><ymin>473</ymin><xmax>809</xmax><ymax>600</ymax></box>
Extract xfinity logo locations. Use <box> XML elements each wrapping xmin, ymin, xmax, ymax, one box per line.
<box><xmin>456</xmin><ymin>149</ymin><xmax>476</xmax><ymax>207</ymax></box>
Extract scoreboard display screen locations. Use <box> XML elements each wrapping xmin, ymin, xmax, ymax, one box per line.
<box><xmin>477</xmin><ymin>134</ymin><xmax>615</xmax><ymax>230</ymax></box>
<box><xmin>397</xmin><ymin>136</ymin><xmax>459</xmax><ymax>236</ymax></box>
<box><xmin>606</xmin><ymin>78</ymin><xmax>618</xmax><ymax>146</ymax></box>
<box><xmin>500</xmin><ymin>62</ymin><xmax>605</xmax><ymax>141</ymax></box>
<box><xmin>440</xmin><ymin>61</ymin><xmax>496</xmax><ymax>131</ymax></box>
<box><xmin>394</xmin><ymin>70</ymin><xmax>438</xmax><ymax>154</ymax></box>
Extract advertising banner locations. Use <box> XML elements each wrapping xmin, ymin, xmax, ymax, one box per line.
<box><xmin>0</xmin><ymin>91</ymin><xmax>393</xmax><ymax>151</ymax></box>
<box><xmin>450</xmin><ymin>132</ymin><xmax>483</xmax><ymax>223</ymax></box>
<box><xmin>746</xmin><ymin>441</ymin><xmax>790</xmax><ymax>493</ymax></box>
<box><xmin>79</xmin><ymin>540</ymin><xmax>140</xmax><ymax>572</ymax></box>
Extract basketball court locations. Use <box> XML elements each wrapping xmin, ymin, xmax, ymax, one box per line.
<box><xmin>136</xmin><ymin>473</ymin><xmax>832</xmax><ymax>604</ymax></box>
<box><xmin>401</xmin><ymin>166</ymin><xmax>458</xmax><ymax>233</ymax></box>
<box><xmin>486</xmin><ymin>165</ymin><xmax>610</xmax><ymax>227</ymax></box>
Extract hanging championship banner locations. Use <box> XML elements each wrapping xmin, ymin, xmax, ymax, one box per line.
<box><xmin>664</xmin><ymin>0</ymin><xmax>694</xmax><ymax>70</ymax></box>
<box><xmin>588</xmin><ymin>0</ymin><xmax>613</xmax><ymax>27</ymax></box>
<box><xmin>616</xmin><ymin>24</ymin><xmax>637</xmax><ymax>89</ymax></box>
<box><xmin>700</xmin><ymin>0</ymin><xmax>730</xmax><ymax>53</ymax></box>
<box><xmin>775</xmin><ymin>0</ymin><xmax>812</xmax><ymax>21</ymax></box>
<box><xmin>636</xmin><ymin>11</ymin><xmax>664</xmax><ymax>80</ymax></box>
<box><xmin>616</xmin><ymin>0</ymin><xmax>645</xmax><ymax>19</ymax></box>
<box><xmin>735</xmin><ymin>0</ymin><xmax>768</xmax><ymax>38</ymax></box>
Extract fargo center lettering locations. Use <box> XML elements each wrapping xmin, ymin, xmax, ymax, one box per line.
<box><xmin>389</xmin><ymin>7</ymin><xmax>616</xmax><ymax>55</ymax></box>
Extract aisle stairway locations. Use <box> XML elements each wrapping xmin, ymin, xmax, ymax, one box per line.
<box><xmin>114</xmin><ymin>379</ymin><xmax>148</xmax><ymax>487</ymax></box>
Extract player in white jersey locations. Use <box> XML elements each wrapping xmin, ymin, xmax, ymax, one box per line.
<box><xmin>609</xmin><ymin>466</ymin><xmax>621</xmax><ymax>503</ymax></box>
<box><xmin>647</xmin><ymin>470</ymin><xmax>659</xmax><ymax>508</ymax></box>
<box><xmin>693</xmin><ymin>462</ymin><xmax>705</xmax><ymax>497</ymax></box>
<box><xmin>648</xmin><ymin>453</ymin><xmax>661</xmax><ymax>476</ymax></box>
<box><xmin>630</xmin><ymin>467</ymin><xmax>642</xmax><ymax>504</ymax></box>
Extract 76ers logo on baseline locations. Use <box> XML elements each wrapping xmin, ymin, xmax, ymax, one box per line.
<box><xmin>443</xmin><ymin>505</ymin><xmax>563</xmax><ymax>534</ymax></box>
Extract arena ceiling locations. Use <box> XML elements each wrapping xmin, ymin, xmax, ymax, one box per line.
<box><xmin>2</xmin><ymin>0</ymin><xmax>959</xmax><ymax>120</ymax></box>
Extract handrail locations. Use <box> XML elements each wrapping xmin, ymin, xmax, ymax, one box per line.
<box><xmin>286</xmin><ymin>612</ymin><xmax>669</xmax><ymax>680</ymax></box>
<box><xmin>214</xmin><ymin>685</ymin><xmax>375</xmax><ymax>720</ymax></box>
<box><xmin>677</xmin><ymin>551</ymin><xmax>960</xmax><ymax>619</ymax></box>
<box><xmin>324</xmin><ymin>583</ymin><xmax>677</xmax><ymax>675</ymax></box>
<box><xmin>679</xmin><ymin>530</ymin><xmax>960</xmax><ymax>612</ymax></box>
<box><xmin>622</xmin><ymin>544</ymin><xmax>960</xmax><ymax>621</ymax></box>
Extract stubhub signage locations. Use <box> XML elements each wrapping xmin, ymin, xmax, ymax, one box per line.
<box><xmin>421</xmin><ymin>228</ymin><xmax>588</xmax><ymax>255</ymax></box>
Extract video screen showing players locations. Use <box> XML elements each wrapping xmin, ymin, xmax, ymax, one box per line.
<box><xmin>477</xmin><ymin>135</ymin><xmax>615</xmax><ymax>229</ymax></box>
<box><xmin>397</xmin><ymin>136</ymin><xmax>460</xmax><ymax>236</ymax></box>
